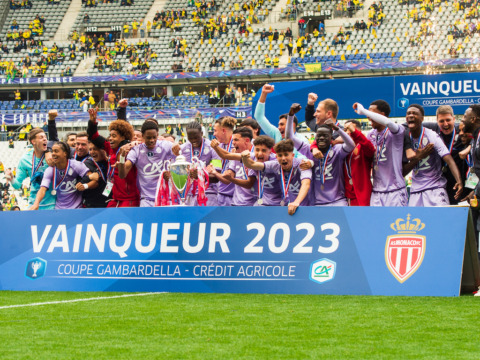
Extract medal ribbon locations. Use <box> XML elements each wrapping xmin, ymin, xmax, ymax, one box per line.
<box><xmin>107</xmin><ymin>147</ymin><xmax>121</xmax><ymax>180</ymax></box>
<box><xmin>410</xmin><ymin>127</ymin><xmax>425</xmax><ymax>174</ymax></box>
<box><xmin>91</xmin><ymin>159</ymin><xmax>107</xmax><ymax>183</ymax></box>
<box><xmin>257</xmin><ymin>171</ymin><xmax>265</xmax><ymax>200</ymax></box>
<box><xmin>280</xmin><ymin>166</ymin><xmax>294</xmax><ymax>201</ymax></box>
<box><xmin>345</xmin><ymin>151</ymin><xmax>353</xmax><ymax>180</ymax></box>
<box><xmin>320</xmin><ymin>145</ymin><xmax>331</xmax><ymax>185</ymax></box>
<box><xmin>191</xmin><ymin>139</ymin><xmax>204</xmax><ymax>160</ymax></box>
<box><xmin>447</xmin><ymin>128</ymin><xmax>456</xmax><ymax>154</ymax></box>
<box><xmin>53</xmin><ymin>160</ymin><xmax>70</xmax><ymax>191</ymax></box>
<box><xmin>466</xmin><ymin>154</ymin><xmax>474</xmax><ymax>178</ymax></box>
<box><xmin>375</xmin><ymin>128</ymin><xmax>389</xmax><ymax>169</ymax></box>
<box><xmin>221</xmin><ymin>137</ymin><xmax>234</xmax><ymax>173</ymax></box>
<box><xmin>31</xmin><ymin>152</ymin><xmax>45</xmax><ymax>176</ymax></box>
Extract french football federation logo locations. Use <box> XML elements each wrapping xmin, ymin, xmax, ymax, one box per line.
<box><xmin>385</xmin><ymin>214</ymin><xmax>426</xmax><ymax>283</ymax></box>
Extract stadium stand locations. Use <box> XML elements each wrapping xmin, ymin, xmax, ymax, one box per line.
<box><xmin>1</xmin><ymin>0</ymin><xmax>480</xmax><ymax>78</ymax></box>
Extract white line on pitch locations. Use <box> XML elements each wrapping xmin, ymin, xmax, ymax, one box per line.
<box><xmin>0</xmin><ymin>292</ymin><xmax>164</xmax><ymax>310</ymax></box>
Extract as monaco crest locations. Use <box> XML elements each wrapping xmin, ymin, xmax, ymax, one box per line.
<box><xmin>385</xmin><ymin>214</ymin><xmax>426</xmax><ymax>283</ymax></box>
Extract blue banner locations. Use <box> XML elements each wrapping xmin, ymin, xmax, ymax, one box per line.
<box><xmin>0</xmin><ymin>106</ymin><xmax>252</xmax><ymax>125</ymax></box>
<box><xmin>2</xmin><ymin>67</ymin><xmax>305</xmax><ymax>86</ymax></box>
<box><xmin>254</xmin><ymin>72</ymin><xmax>480</xmax><ymax>123</ymax></box>
<box><xmin>0</xmin><ymin>207</ymin><xmax>470</xmax><ymax>296</ymax></box>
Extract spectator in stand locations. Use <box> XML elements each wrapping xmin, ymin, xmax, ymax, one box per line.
<box><xmin>83</xmin><ymin>13</ymin><xmax>90</xmax><ymax>24</ymax></box>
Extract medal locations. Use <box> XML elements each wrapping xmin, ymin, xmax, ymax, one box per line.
<box><xmin>320</xmin><ymin>145</ymin><xmax>331</xmax><ymax>190</ymax></box>
<box><xmin>374</xmin><ymin>165</ymin><xmax>378</xmax><ymax>171</ymax></box>
<box><xmin>52</xmin><ymin>160</ymin><xmax>70</xmax><ymax>195</ymax></box>
<box><xmin>442</xmin><ymin>166</ymin><xmax>448</xmax><ymax>173</ymax></box>
<box><xmin>257</xmin><ymin>198</ymin><xmax>263</xmax><ymax>205</ymax></box>
<box><xmin>107</xmin><ymin>147</ymin><xmax>121</xmax><ymax>180</ymax></box>
<box><xmin>321</xmin><ymin>184</ymin><xmax>324</xmax><ymax>190</ymax></box>
<box><xmin>345</xmin><ymin>149</ymin><xmax>354</xmax><ymax>186</ymax></box>
<box><xmin>280</xmin><ymin>166</ymin><xmax>294</xmax><ymax>207</ymax></box>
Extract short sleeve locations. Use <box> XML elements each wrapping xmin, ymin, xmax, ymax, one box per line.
<box><xmin>263</xmin><ymin>160</ymin><xmax>278</xmax><ymax>174</ymax></box>
<box><xmin>41</xmin><ymin>167</ymin><xmax>53</xmax><ymax>189</ymax></box>
<box><xmin>300</xmin><ymin>168</ymin><xmax>312</xmax><ymax>180</ymax></box>
<box><xmin>126</xmin><ymin>146</ymin><xmax>139</xmax><ymax>165</ymax></box>
<box><xmin>77</xmin><ymin>161</ymin><xmax>90</xmax><ymax>178</ymax></box>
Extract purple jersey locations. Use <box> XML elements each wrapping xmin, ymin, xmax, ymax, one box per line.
<box><xmin>181</xmin><ymin>138</ymin><xmax>220</xmax><ymax>195</ymax></box>
<box><xmin>263</xmin><ymin>157</ymin><xmax>312</xmax><ymax>206</ymax></box>
<box><xmin>41</xmin><ymin>160</ymin><xmax>89</xmax><ymax>209</ymax></box>
<box><xmin>228</xmin><ymin>159</ymin><xmax>257</xmax><ymax>206</ymax></box>
<box><xmin>309</xmin><ymin>144</ymin><xmax>349</xmax><ymax>205</ymax></box>
<box><xmin>247</xmin><ymin>153</ymin><xmax>281</xmax><ymax>206</ymax></box>
<box><xmin>410</xmin><ymin>128</ymin><xmax>449</xmax><ymax>193</ymax></box>
<box><xmin>217</xmin><ymin>140</ymin><xmax>235</xmax><ymax>197</ymax></box>
<box><xmin>127</xmin><ymin>140</ymin><xmax>175</xmax><ymax>200</ymax></box>
<box><xmin>368</xmin><ymin>126</ymin><xmax>406</xmax><ymax>192</ymax></box>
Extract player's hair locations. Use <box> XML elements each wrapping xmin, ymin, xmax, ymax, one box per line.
<box><xmin>279</xmin><ymin>113</ymin><xmax>298</xmax><ymax>125</ymax></box>
<box><xmin>320</xmin><ymin>98</ymin><xmax>339</xmax><ymax>119</ymax></box>
<box><xmin>109</xmin><ymin>120</ymin><xmax>134</xmax><ymax>141</ymax></box>
<box><xmin>186</xmin><ymin>121</ymin><xmax>202</xmax><ymax>132</ymax></box>
<box><xmin>233</xmin><ymin>126</ymin><xmax>253</xmax><ymax>140</ymax></box>
<box><xmin>141</xmin><ymin>120</ymin><xmax>159</xmax><ymax>134</ymax></box>
<box><xmin>408</xmin><ymin>104</ymin><xmax>424</xmax><ymax>117</ymax></box>
<box><xmin>436</xmin><ymin>105</ymin><xmax>454</xmax><ymax>117</ymax></box>
<box><xmin>54</xmin><ymin>141</ymin><xmax>71</xmax><ymax>156</ymax></box>
<box><xmin>219</xmin><ymin>116</ymin><xmax>237</xmax><ymax>130</ymax></box>
<box><xmin>144</xmin><ymin>117</ymin><xmax>158</xmax><ymax>124</ymax></box>
<box><xmin>240</xmin><ymin>118</ymin><xmax>261</xmax><ymax>136</ymax></box>
<box><xmin>253</xmin><ymin>135</ymin><xmax>275</xmax><ymax>149</ymax></box>
<box><xmin>274</xmin><ymin>139</ymin><xmax>294</xmax><ymax>153</ymax></box>
<box><xmin>76</xmin><ymin>131</ymin><xmax>88</xmax><ymax>139</ymax></box>
<box><xmin>317</xmin><ymin>124</ymin><xmax>333</xmax><ymax>134</ymax></box>
<box><xmin>162</xmin><ymin>133</ymin><xmax>175</xmax><ymax>139</ymax></box>
<box><xmin>370</xmin><ymin>100</ymin><xmax>391</xmax><ymax>117</ymax></box>
<box><xmin>345</xmin><ymin>119</ymin><xmax>361</xmax><ymax>129</ymax></box>
<box><xmin>469</xmin><ymin>104</ymin><xmax>480</xmax><ymax>119</ymax></box>
<box><xmin>28</xmin><ymin>128</ymin><xmax>45</xmax><ymax>143</ymax></box>
<box><xmin>65</xmin><ymin>132</ymin><xmax>76</xmax><ymax>141</ymax></box>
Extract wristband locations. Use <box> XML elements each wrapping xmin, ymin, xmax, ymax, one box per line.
<box><xmin>309</xmin><ymin>160</ymin><xmax>314</xmax><ymax>167</ymax></box>
<box><xmin>83</xmin><ymin>184</ymin><xmax>89</xmax><ymax>190</ymax></box>
<box><xmin>118</xmin><ymin>155</ymin><xmax>126</xmax><ymax>164</ymax></box>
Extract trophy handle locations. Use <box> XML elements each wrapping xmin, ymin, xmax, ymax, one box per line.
<box><xmin>164</xmin><ymin>160</ymin><xmax>171</xmax><ymax>171</ymax></box>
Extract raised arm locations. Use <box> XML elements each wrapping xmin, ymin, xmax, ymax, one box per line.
<box><xmin>337</xmin><ymin>127</ymin><xmax>355</xmax><ymax>153</ymax></box>
<box><xmin>47</xmin><ymin>109</ymin><xmax>59</xmax><ymax>142</ymax></box>
<box><xmin>353</xmin><ymin>102</ymin><xmax>400</xmax><ymax>133</ymax></box>
<box><xmin>254</xmin><ymin>84</ymin><xmax>282</xmax><ymax>142</ymax></box>
<box><xmin>241</xmin><ymin>150</ymin><xmax>265</xmax><ymax>171</ymax></box>
<box><xmin>116</xmin><ymin>98</ymin><xmax>128</xmax><ymax>121</ymax></box>
<box><xmin>210</xmin><ymin>139</ymin><xmax>242</xmax><ymax>161</ymax></box>
<box><xmin>305</xmin><ymin>92</ymin><xmax>318</xmax><ymax>132</ymax></box>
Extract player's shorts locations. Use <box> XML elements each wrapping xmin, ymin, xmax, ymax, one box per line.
<box><xmin>371</xmin><ymin>187</ymin><xmax>408</xmax><ymax>207</ymax></box>
<box><xmin>408</xmin><ymin>187</ymin><xmax>449</xmax><ymax>207</ymax></box>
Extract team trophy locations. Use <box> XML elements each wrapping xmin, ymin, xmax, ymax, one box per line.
<box><xmin>31</xmin><ymin>261</ymin><xmax>42</xmax><ymax>277</ymax></box>
<box><xmin>163</xmin><ymin>152</ymin><xmax>199</xmax><ymax>206</ymax></box>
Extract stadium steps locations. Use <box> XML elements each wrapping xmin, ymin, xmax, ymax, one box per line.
<box><xmin>144</xmin><ymin>0</ymin><xmax>169</xmax><ymax>26</ymax></box>
<box><xmin>325</xmin><ymin>0</ymin><xmax>376</xmax><ymax>34</ymax></box>
<box><xmin>74</xmin><ymin>54</ymin><xmax>97</xmax><ymax>77</ymax></box>
<box><xmin>54</xmin><ymin>0</ymin><xmax>83</xmax><ymax>41</ymax></box>
<box><xmin>250</xmin><ymin>0</ymin><xmax>292</xmax><ymax>34</ymax></box>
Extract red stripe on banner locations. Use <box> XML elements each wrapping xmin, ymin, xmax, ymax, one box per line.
<box><xmin>399</xmin><ymin>248</ymin><xmax>408</xmax><ymax>276</ymax></box>
<box><xmin>411</xmin><ymin>248</ymin><xmax>419</xmax><ymax>268</ymax></box>
<box><xmin>391</xmin><ymin>248</ymin><xmax>397</xmax><ymax>268</ymax></box>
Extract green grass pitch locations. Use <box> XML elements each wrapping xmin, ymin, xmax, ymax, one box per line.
<box><xmin>0</xmin><ymin>292</ymin><xmax>478</xmax><ymax>359</ymax></box>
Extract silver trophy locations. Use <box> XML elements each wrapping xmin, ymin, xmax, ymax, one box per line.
<box><xmin>31</xmin><ymin>261</ymin><xmax>42</xmax><ymax>277</ymax></box>
<box><xmin>164</xmin><ymin>151</ymin><xmax>198</xmax><ymax>206</ymax></box>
